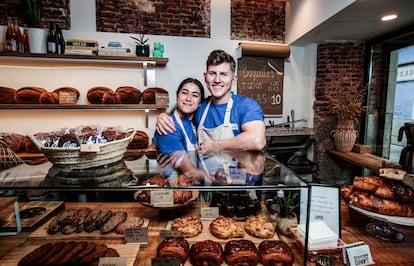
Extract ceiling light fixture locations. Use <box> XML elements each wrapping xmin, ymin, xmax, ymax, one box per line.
<box><xmin>381</xmin><ymin>14</ymin><xmax>398</xmax><ymax>21</ymax></box>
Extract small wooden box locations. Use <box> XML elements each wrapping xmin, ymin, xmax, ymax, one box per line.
<box><xmin>352</xmin><ymin>144</ymin><xmax>372</xmax><ymax>154</ymax></box>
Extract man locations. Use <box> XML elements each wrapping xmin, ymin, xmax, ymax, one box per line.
<box><xmin>156</xmin><ymin>49</ymin><xmax>266</xmax><ymax>151</ymax></box>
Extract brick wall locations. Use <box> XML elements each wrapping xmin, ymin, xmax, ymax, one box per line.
<box><xmin>313</xmin><ymin>42</ymin><xmax>366</xmax><ymax>184</ymax></box>
<box><xmin>231</xmin><ymin>0</ymin><xmax>285</xmax><ymax>43</ymax></box>
<box><xmin>0</xmin><ymin>0</ymin><xmax>70</xmax><ymax>29</ymax></box>
<box><xmin>96</xmin><ymin>0</ymin><xmax>211</xmax><ymax>37</ymax></box>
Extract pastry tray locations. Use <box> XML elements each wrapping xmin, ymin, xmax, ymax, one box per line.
<box><xmin>166</xmin><ymin>218</ymin><xmax>279</xmax><ymax>245</ymax></box>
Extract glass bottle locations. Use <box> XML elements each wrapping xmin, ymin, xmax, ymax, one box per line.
<box><xmin>56</xmin><ymin>23</ymin><xmax>65</xmax><ymax>54</ymax></box>
<box><xmin>47</xmin><ymin>21</ymin><xmax>58</xmax><ymax>54</ymax></box>
<box><xmin>6</xmin><ymin>17</ymin><xmax>18</xmax><ymax>52</ymax></box>
<box><xmin>269</xmin><ymin>190</ymin><xmax>284</xmax><ymax>223</ymax></box>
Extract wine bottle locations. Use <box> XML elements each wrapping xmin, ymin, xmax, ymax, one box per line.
<box><xmin>47</xmin><ymin>21</ymin><xmax>58</xmax><ymax>54</ymax></box>
<box><xmin>56</xmin><ymin>24</ymin><xmax>65</xmax><ymax>54</ymax></box>
<box><xmin>6</xmin><ymin>17</ymin><xmax>18</xmax><ymax>52</ymax></box>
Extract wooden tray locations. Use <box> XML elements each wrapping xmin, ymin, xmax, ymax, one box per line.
<box><xmin>28</xmin><ymin>215</ymin><xmax>150</xmax><ymax>241</ymax></box>
<box><xmin>166</xmin><ymin>219</ymin><xmax>279</xmax><ymax>245</ymax></box>
<box><xmin>0</xmin><ymin>243</ymin><xmax>139</xmax><ymax>266</ymax></box>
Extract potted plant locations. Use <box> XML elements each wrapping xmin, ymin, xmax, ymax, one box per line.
<box><xmin>327</xmin><ymin>89</ymin><xmax>367</xmax><ymax>152</ymax></box>
<box><xmin>25</xmin><ymin>0</ymin><xmax>47</xmax><ymax>54</ymax></box>
<box><xmin>276</xmin><ymin>190</ymin><xmax>299</xmax><ymax>235</ymax></box>
<box><xmin>130</xmin><ymin>34</ymin><xmax>150</xmax><ymax>57</ymax></box>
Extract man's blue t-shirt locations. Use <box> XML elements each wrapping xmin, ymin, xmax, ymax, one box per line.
<box><xmin>195</xmin><ymin>93</ymin><xmax>264</xmax><ymax>135</ymax></box>
<box><xmin>153</xmin><ymin>114</ymin><xmax>197</xmax><ymax>154</ymax></box>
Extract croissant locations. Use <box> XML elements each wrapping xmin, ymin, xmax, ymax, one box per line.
<box><xmin>157</xmin><ymin>236</ymin><xmax>190</xmax><ymax>263</ymax></box>
<box><xmin>190</xmin><ymin>240</ymin><xmax>224</xmax><ymax>266</ymax></box>
<box><xmin>258</xmin><ymin>240</ymin><xmax>294</xmax><ymax>266</ymax></box>
<box><xmin>224</xmin><ymin>239</ymin><xmax>259</xmax><ymax>266</ymax></box>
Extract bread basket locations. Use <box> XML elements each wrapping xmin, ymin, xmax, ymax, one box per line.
<box><xmin>28</xmin><ymin>131</ymin><xmax>135</xmax><ymax>169</ymax></box>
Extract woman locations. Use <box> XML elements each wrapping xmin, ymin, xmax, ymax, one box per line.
<box><xmin>154</xmin><ymin>77</ymin><xmax>204</xmax><ymax>153</ymax></box>
<box><xmin>154</xmin><ymin>78</ymin><xmax>207</xmax><ymax>185</ymax></box>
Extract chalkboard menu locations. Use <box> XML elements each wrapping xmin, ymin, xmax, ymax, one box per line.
<box><xmin>237</xmin><ymin>56</ymin><xmax>284</xmax><ymax>115</ymax></box>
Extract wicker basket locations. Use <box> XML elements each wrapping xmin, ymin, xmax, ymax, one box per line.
<box><xmin>28</xmin><ymin>131</ymin><xmax>135</xmax><ymax>169</ymax></box>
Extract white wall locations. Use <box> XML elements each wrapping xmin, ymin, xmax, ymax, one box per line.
<box><xmin>0</xmin><ymin>0</ymin><xmax>317</xmax><ymax>135</ymax></box>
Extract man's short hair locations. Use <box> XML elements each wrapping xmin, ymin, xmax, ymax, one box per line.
<box><xmin>206</xmin><ymin>50</ymin><xmax>236</xmax><ymax>73</ymax></box>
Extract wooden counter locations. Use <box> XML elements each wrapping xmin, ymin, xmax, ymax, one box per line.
<box><xmin>1</xmin><ymin>201</ymin><xmax>414</xmax><ymax>265</ymax></box>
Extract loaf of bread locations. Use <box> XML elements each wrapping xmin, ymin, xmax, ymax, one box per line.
<box><xmin>127</xmin><ymin>130</ymin><xmax>149</xmax><ymax>149</ymax></box>
<box><xmin>101</xmin><ymin>91</ymin><xmax>121</xmax><ymax>104</ymax></box>
<box><xmin>258</xmin><ymin>240</ymin><xmax>294</xmax><ymax>266</ymax></box>
<box><xmin>14</xmin><ymin>87</ymin><xmax>47</xmax><ymax>104</ymax></box>
<box><xmin>0</xmin><ymin>87</ymin><xmax>16</xmax><ymax>103</ymax></box>
<box><xmin>116</xmin><ymin>86</ymin><xmax>142</xmax><ymax>104</ymax></box>
<box><xmin>190</xmin><ymin>240</ymin><xmax>224</xmax><ymax>266</ymax></box>
<box><xmin>87</xmin><ymin>87</ymin><xmax>113</xmax><ymax>104</ymax></box>
<box><xmin>142</xmin><ymin>87</ymin><xmax>168</xmax><ymax>104</ymax></box>
<box><xmin>53</xmin><ymin>87</ymin><xmax>80</xmax><ymax>102</ymax></box>
<box><xmin>39</xmin><ymin>91</ymin><xmax>59</xmax><ymax>104</ymax></box>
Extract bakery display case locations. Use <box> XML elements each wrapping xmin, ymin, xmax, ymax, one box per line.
<box><xmin>0</xmin><ymin>149</ymin><xmax>312</xmax><ymax>265</ymax></box>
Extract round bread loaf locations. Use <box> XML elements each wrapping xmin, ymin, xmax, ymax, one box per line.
<box><xmin>0</xmin><ymin>87</ymin><xmax>16</xmax><ymax>104</ymax></box>
<box><xmin>102</xmin><ymin>91</ymin><xmax>121</xmax><ymax>104</ymax></box>
<box><xmin>39</xmin><ymin>92</ymin><xmax>59</xmax><ymax>104</ymax></box>
<box><xmin>87</xmin><ymin>87</ymin><xmax>113</xmax><ymax>104</ymax></box>
<box><xmin>142</xmin><ymin>87</ymin><xmax>168</xmax><ymax>104</ymax></box>
<box><xmin>53</xmin><ymin>87</ymin><xmax>80</xmax><ymax>102</ymax></box>
<box><xmin>127</xmin><ymin>130</ymin><xmax>149</xmax><ymax>149</ymax></box>
<box><xmin>14</xmin><ymin>87</ymin><xmax>47</xmax><ymax>104</ymax></box>
<box><xmin>116</xmin><ymin>86</ymin><xmax>142</xmax><ymax>104</ymax></box>
<box><xmin>258</xmin><ymin>240</ymin><xmax>294</xmax><ymax>266</ymax></box>
<box><xmin>190</xmin><ymin>240</ymin><xmax>224</xmax><ymax>266</ymax></box>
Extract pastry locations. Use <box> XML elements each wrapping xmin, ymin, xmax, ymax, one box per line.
<box><xmin>173</xmin><ymin>190</ymin><xmax>193</xmax><ymax>204</ymax></box>
<box><xmin>0</xmin><ymin>86</ymin><xmax>16</xmax><ymax>103</ymax></box>
<box><xmin>224</xmin><ymin>239</ymin><xmax>259</xmax><ymax>266</ymax></box>
<box><xmin>190</xmin><ymin>240</ymin><xmax>224</xmax><ymax>266</ymax></box>
<box><xmin>18</xmin><ymin>242</ymin><xmax>53</xmax><ymax>266</ymax></box>
<box><xmin>352</xmin><ymin>175</ymin><xmax>382</xmax><ymax>193</ymax></box>
<box><xmin>142</xmin><ymin>87</ymin><xmax>168</xmax><ymax>104</ymax></box>
<box><xmin>171</xmin><ymin>216</ymin><xmax>202</xmax><ymax>237</ymax></box>
<box><xmin>116</xmin><ymin>86</ymin><xmax>142</xmax><ymax>104</ymax></box>
<box><xmin>244</xmin><ymin>215</ymin><xmax>275</xmax><ymax>239</ymax></box>
<box><xmin>127</xmin><ymin>130</ymin><xmax>149</xmax><ymax>149</ymax></box>
<box><xmin>115</xmin><ymin>216</ymin><xmax>145</xmax><ymax>234</ymax></box>
<box><xmin>258</xmin><ymin>240</ymin><xmax>294</xmax><ymax>266</ymax></box>
<box><xmin>209</xmin><ymin>217</ymin><xmax>244</xmax><ymax>239</ymax></box>
<box><xmin>39</xmin><ymin>91</ymin><xmax>59</xmax><ymax>104</ymax></box>
<box><xmin>14</xmin><ymin>86</ymin><xmax>47</xmax><ymax>104</ymax></box>
<box><xmin>87</xmin><ymin>86</ymin><xmax>113</xmax><ymax>104</ymax></box>
<box><xmin>157</xmin><ymin>236</ymin><xmax>190</xmax><ymax>263</ymax></box>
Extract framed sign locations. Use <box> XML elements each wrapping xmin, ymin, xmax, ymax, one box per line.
<box><xmin>237</xmin><ymin>56</ymin><xmax>284</xmax><ymax>115</ymax></box>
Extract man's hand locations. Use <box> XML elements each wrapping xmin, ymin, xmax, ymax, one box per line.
<box><xmin>155</xmin><ymin>112</ymin><xmax>176</xmax><ymax>135</ymax></box>
<box><xmin>199</xmin><ymin>140</ymin><xmax>217</xmax><ymax>151</ymax></box>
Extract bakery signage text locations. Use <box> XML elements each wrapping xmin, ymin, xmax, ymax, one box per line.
<box><xmin>237</xmin><ymin>57</ymin><xmax>284</xmax><ymax>115</ymax></box>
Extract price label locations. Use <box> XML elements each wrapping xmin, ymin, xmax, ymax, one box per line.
<box><xmin>151</xmin><ymin>257</ymin><xmax>181</xmax><ymax>266</ymax></box>
<box><xmin>159</xmin><ymin>230</ymin><xmax>181</xmax><ymax>242</ymax></box>
<box><xmin>201</xmin><ymin>207</ymin><xmax>219</xmax><ymax>220</ymax></box>
<box><xmin>80</xmin><ymin>143</ymin><xmax>100</xmax><ymax>152</ymax></box>
<box><xmin>98</xmin><ymin>257</ymin><xmax>127</xmax><ymax>266</ymax></box>
<box><xmin>345</xmin><ymin>243</ymin><xmax>373</xmax><ymax>266</ymax></box>
<box><xmin>124</xmin><ymin>227</ymin><xmax>148</xmax><ymax>243</ymax></box>
<box><xmin>151</xmin><ymin>190</ymin><xmax>174</xmax><ymax>207</ymax></box>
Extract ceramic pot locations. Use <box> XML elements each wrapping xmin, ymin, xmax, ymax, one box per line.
<box><xmin>136</xmin><ymin>45</ymin><xmax>150</xmax><ymax>57</ymax></box>
<box><xmin>331</xmin><ymin>128</ymin><xmax>358</xmax><ymax>152</ymax></box>
<box><xmin>276</xmin><ymin>213</ymin><xmax>298</xmax><ymax>236</ymax></box>
<box><xmin>28</xmin><ymin>28</ymin><xmax>47</xmax><ymax>54</ymax></box>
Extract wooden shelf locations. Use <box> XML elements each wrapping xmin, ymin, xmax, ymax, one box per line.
<box><xmin>326</xmin><ymin>149</ymin><xmax>400</xmax><ymax>173</ymax></box>
<box><xmin>0</xmin><ymin>52</ymin><xmax>169</xmax><ymax>66</ymax></box>
<box><xmin>0</xmin><ymin>104</ymin><xmax>168</xmax><ymax>110</ymax></box>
